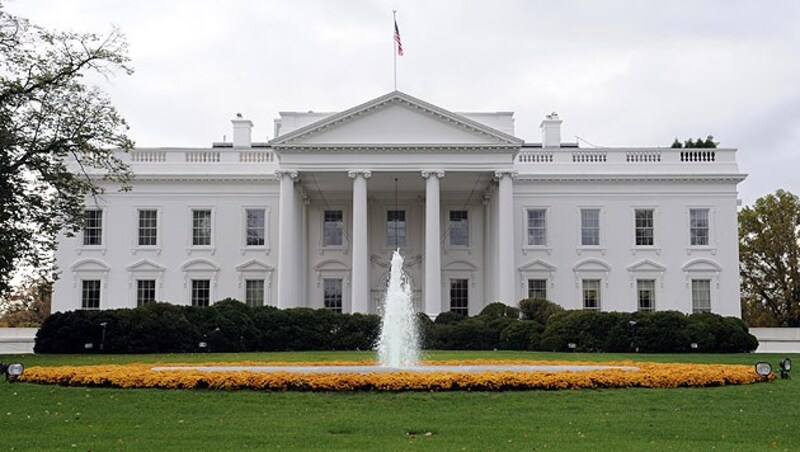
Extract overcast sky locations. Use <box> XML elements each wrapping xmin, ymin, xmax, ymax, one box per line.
<box><xmin>7</xmin><ymin>0</ymin><xmax>800</xmax><ymax>205</ymax></box>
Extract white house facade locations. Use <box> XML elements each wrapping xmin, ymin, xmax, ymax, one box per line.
<box><xmin>52</xmin><ymin>91</ymin><xmax>746</xmax><ymax>318</ymax></box>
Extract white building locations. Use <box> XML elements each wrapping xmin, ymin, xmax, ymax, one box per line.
<box><xmin>52</xmin><ymin>91</ymin><xmax>745</xmax><ymax>318</ymax></box>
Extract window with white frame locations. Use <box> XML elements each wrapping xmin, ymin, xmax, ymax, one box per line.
<box><xmin>192</xmin><ymin>209</ymin><xmax>212</xmax><ymax>246</ymax></box>
<box><xmin>580</xmin><ymin>209</ymin><xmax>600</xmax><ymax>246</ymax></box>
<box><xmin>245</xmin><ymin>209</ymin><xmax>266</xmax><ymax>246</ymax></box>
<box><xmin>527</xmin><ymin>209</ymin><xmax>547</xmax><ymax>246</ymax></box>
<box><xmin>637</xmin><ymin>279</ymin><xmax>655</xmax><ymax>312</ymax></box>
<box><xmin>448</xmin><ymin>210</ymin><xmax>469</xmax><ymax>247</ymax></box>
<box><xmin>138</xmin><ymin>209</ymin><xmax>158</xmax><ymax>246</ymax></box>
<box><xmin>323</xmin><ymin>210</ymin><xmax>344</xmax><ymax>247</ymax></box>
<box><xmin>691</xmin><ymin>279</ymin><xmax>711</xmax><ymax>313</ymax></box>
<box><xmin>634</xmin><ymin>209</ymin><xmax>654</xmax><ymax>246</ymax></box>
<box><xmin>527</xmin><ymin>279</ymin><xmax>547</xmax><ymax>300</ymax></box>
<box><xmin>191</xmin><ymin>279</ymin><xmax>211</xmax><ymax>307</ymax></box>
<box><xmin>690</xmin><ymin>208</ymin><xmax>710</xmax><ymax>246</ymax></box>
<box><xmin>450</xmin><ymin>278</ymin><xmax>469</xmax><ymax>316</ymax></box>
<box><xmin>83</xmin><ymin>209</ymin><xmax>103</xmax><ymax>246</ymax></box>
<box><xmin>136</xmin><ymin>279</ymin><xmax>156</xmax><ymax>307</ymax></box>
<box><xmin>81</xmin><ymin>279</ymin><xmax>101</xmax><ymax>309</ymax></box>
<box><xmin>323</xmin><ymin>278</ymin><xmax>343</xmax><ymax>312</ymax></box>
<box><xmin>245</xmin><ymin>279</ymin><xmax>265</xmax><ymax>308</ymax></box>
<box><xmin>386</xmin><ymin>210</ymin><xmax>406</xmax><ymax>247</ymax></box>
<box><xmin>582</xmin><ymin>279</ymin><xmax>601</xmax><ymax>310</ymax></box>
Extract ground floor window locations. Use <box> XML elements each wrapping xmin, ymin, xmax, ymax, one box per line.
<box><xmin>527</xmin><ymin>279</ymin><xmax>547</xmax><ymax>300</ymax></box>
<box><xmin>691</xmin><ymin>279</ymin><xmax>711</xmax><ymax>313</ymax></box>
<box><xmin>450</xmin><ymin>278</ymin><xmax>469</xmax><ymax>316</ymax></box>
<box><xmin>191</xmin><ymin>279</ymin><xmax>211</xmax><ymax>307</ymax></box>
<box><xmin>245</xmin><ymin>279</ymin><xmax>265</xmax><ymax>307</ymax></box>
<box><xmin>136</xmin><ymin>279</ymin><xmax>156</xmax><ymax>307</ymax></box>
<box><xmin>582</xmin><ymin>279</ymin><xmax>601</xmax><ymax>310</ymax></box>
<box><xmin>637</xmin><ymin>279</ymin><xmax>655</xmax><ymax>312</ymax></box>
<box><xmin>81</xmin><ymin>280</ymin><xmax>101</xmax><ymax>309</ymax></box>
<box><xmin>323</xmin><ymin>278</ymin><xmax>343</xmax><ymax>313</ymax></box>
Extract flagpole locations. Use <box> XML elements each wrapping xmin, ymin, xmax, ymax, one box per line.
<box><xmin>393</xmin><ymin>10</ymin><xmax>397</xmax><ymax>91</ymax></box>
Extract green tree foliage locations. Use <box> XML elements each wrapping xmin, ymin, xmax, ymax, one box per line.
<box><xmin>739</xmin><ymin>190</ymin><xmax>800</xmax><ymax>326</ymax></box>
<box><xmin>0</xmin><ymin>5</ymin><xmax>133</xmax><ymax>298</ymax></box>
<box><xmin>0</xmin><ymin>275</ymin><xmax>51</xmax><ymax>326</ymax></box>
<box><xmin>670</xmin><ymin>135</ymin><xmax>718</xmax><ymax>148</ymax></box>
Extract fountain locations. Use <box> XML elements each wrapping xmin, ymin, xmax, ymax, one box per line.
<box><xmin>376</xmin><ymin>250</ymin><xmax>420</xmax><ymax>368</ymax></box>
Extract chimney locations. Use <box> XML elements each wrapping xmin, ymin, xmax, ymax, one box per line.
<box><xmin>540</xmin><ymin>112</ymin><xmax>562</xmax><ymax>148</ymax></box>
<box><xmin>232</xmin><ymin>113</ymin><xmax>253</xmax><ymax>148</ymax></box>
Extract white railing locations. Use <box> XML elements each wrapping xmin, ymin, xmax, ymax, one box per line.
<box><xmin>128</xmin><ymin>149</ymin><xmax>277</xmax><ymax>165</ymax></box>
<box><xmin>517</xmin><ymin>148</ymin><xmax>734</xmax><ymax>165</ymax></box>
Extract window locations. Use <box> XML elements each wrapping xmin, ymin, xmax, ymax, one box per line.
<box><xmin>450</xmin><ymin>279</ymin><xmax>469</xmax><ymax>316</ymax></box>
<box><xmin>192</xmin><ymin>209</ymin><xmax>212</xmax><ymax>246</ymax></box>
<box><xmin>582</xmin><ymin>279</ymin><xmax>601</xmax><ymax>310</ymax></box>
<box><xmin>138</xmin><ymin>209</ymin><xmax>158</xmax><ymax>246</ymax></box>
<box><xmin>191</xmin><ymin>279</ymin><xmax>211</xmax><ymax>307</ymax></box>
<box><xmin>581</xmin><ymin>209</ymin><xmax>600</xmax><ymax>246</ymax></box>
<box><xmin>527</xmin><ymin>279</ymin><xmax>547</xmax><ymax>300</ymax></box>
<box><xmin>527</xmin><ymin>209</ymin><xmax>547</xmax><ymax>246</ymax></box>
<box><xmin>386</xmin><ymin>210</ymin><xmax>406</xmax><ymax>247</ymax></box>
<box><xmin>691</xmin><ymin>279</ymin><xmax>711</xmax><ymax>313</ymax></box>
<box><xmin>83</xmin><ymin>209</ymin><xmax>103</xmax><ymax>246</ymax></box>
<box><xmin>81</xmin><ymin>280</ymin><xmax>101</xmax><ymax>309</ymax></box>
<box><xmin>635</xmin><ymin>209</ymin><xmax>654</xmax><ymax>246</ymax></box>
<box><xmin>449</xmin><ymin>210</ymin><xmax>469</xmax><ymax>246</ymax></box>
<box><xmin>323</xmin><ymin>210</ymin><xmax>343</xmax><ymax>247</ymax></box>
<box><xmin>136</xmin><ymin>279</ymin><xmax>156</xmax><ymax>307</ymax></box>
<box><xmin>323</xmin><ymin>278</ymin><xmax>343</xmax><ymax>312</ymax></box>
<box><xmin>246</xmin><ymin>209</ymin><xmax>265</xmax><ymax>246</ymax></box>
<box><xmin>690</xmin><ymin>209</ymin><xmax>709</xmax><ymax>246</ymax></box>
<box><xmin>245</xmin><ymin>279</ymin><xmax>265</xmax><ymax>308</ymax></box>
<box><xmin>637</xmin><ymin>279</ymin><xmax>655</xmax><ymax>312</ymax></box>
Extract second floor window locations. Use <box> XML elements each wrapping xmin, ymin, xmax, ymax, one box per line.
<box><xmin>449</xmin><ymin>210</ymin><xmax>469</xmax><ymax>246</ymax></box>
<box><xmin>192</xmin><ymin>209</ymin><xmax>212</xmax><ymax>246</ymax></box>
<box><xmin>246</xmin><ymin>209</ymin><xmax>265</xmax><ymax>246</ymax></box>
<box><xmin>138</xmin><ymin>209</ymin><xmax>158</xmax><ymax>246</ymax></box>
<box><xmin>387</xmin><ymin>210</ymin><xmax>406</xmax><ymax>247</ymax></box>
<box><xmin>83</xmin><ymin>209</ymin><xmax>103</xmax><ymax>246</ymax></box>
<box><xmin>323</xmin><ymin>210</ymin><xmax>343</xmax><ymax>247</ymax></box>
<box><xmin>527</xmin><ymin>209</ymin><xmax>546</xmax><ymax>246</ymax></box>
<box><xmin>635</xmin><ymin>209</ymin><xmax>654</xmax><ymax>246</ymax></box>
<box><xmin>690</xmin><ymin>208</ymin><xmax>709</xmax><ymax>246</ymax></box>
<box><xmin>581</xmin><ymin>209</ymin><xmax>600</xmax><ymax>246</ymax></box>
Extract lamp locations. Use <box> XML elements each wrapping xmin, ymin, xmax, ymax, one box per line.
<box><xmin>779</xmin><ymin>358</ymin><xmax>791</xmax><ymax>380</ymax></box>
<box><xmin>3</xmin><ymin>362</ymin><xmax>24</xmax><ymax>383</ymax></box>
<box><xmin>755</xmin><ymin>361</ymin><xmax>772</xmax><ymax>379</ymax></box>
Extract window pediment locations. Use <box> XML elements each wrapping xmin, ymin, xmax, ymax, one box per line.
<box><xmin>126</xmin><ymin>259</ymin><xmax>166</xmax><ymax>273</ymax></box>
<box><xmin>71</xmin><ymin>258</ymin><xmax>110</xmax><ymax>272</ymax></box>
<box><xmin>181</xmin><ymin>258</ymin><xmax>220</xmax><ymax>272</ymax></box>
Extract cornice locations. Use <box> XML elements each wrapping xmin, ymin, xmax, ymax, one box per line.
<box><xmin>270</xmin><ymin>91</ymin><xmax>523</xmax><ymax>147</ymax></box>
<box><xmin>274</xmin><ymin>144</ymin><xmax>520</xmax><ymax>153</ymax></box>
<box><xmin>127</xmin><ymin>174</ymin><xmax>280</xmax><ymax>183</ymax></box>
<box><xmin>513</xmin><ymin>173</ymin><xmax>748</xmax><ymax>184</ymax></box>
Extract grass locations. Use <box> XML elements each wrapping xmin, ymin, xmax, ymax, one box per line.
<box><xmin>0</xmin><ymin>351</ymin><xmax>797</xmax><ymax>451</ymax></box>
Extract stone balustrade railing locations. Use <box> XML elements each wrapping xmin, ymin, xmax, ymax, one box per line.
<box><xmin>129</xmin><ymin>149</ymin><xmax>275</xmax><ymax>164</ymax></box>
<box><xmin>517</xmin><ymin>148</ymin><xmax>735</xmax><ymax>165</ymax></box>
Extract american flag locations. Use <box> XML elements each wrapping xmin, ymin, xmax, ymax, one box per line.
<box><xmin>394</xmin><ymin>19</ymin><xmax>404</xmax><ymax>56</ymax></box>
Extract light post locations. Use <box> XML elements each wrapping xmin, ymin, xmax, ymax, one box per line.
<box><xmin>100</xmin><ymin>322</ymin><xmax>108</xmax><ymax>352</ymax></box>
<box><xmin>628</xmin><ymin>320</ymin><xmax>638</xmax><ymax>352</ymax></box>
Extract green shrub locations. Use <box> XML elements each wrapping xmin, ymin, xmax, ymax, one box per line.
<box><xmin>519</xmin><ymin>298</ymin><xmax>563</xmax><ymax>325</ymax></box>
<box><xmin>434</xmin><ymin>311</ymin><xmax>466</xmax><ymax>325</ymax></box>
<box><xmin>499</xmin><ymin>320</ymin><xmax>543</xmax><ymax>350</ymax></box>
<box><xmin>478</xmin><ymin>302</ymin><xmax>520</xmax><ymax>319</ymax></box>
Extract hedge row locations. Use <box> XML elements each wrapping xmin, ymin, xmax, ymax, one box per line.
<box><xmin>34</xmin><ymin>298</ymin><xmax>758</xmax><ymax>354</ymax></box>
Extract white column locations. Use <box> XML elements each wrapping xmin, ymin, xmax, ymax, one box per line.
<box><xmin>495</xmin><ymin>170</ymin><xmax>516</xmax><ymax>305</ymax></box>
<box><xmin>276</xmin><ymin>170</ymin><xmax>299</xmax><ymax>309</ymax></box>
<box><xmin>348</xmin><ymin>170</ymin><xmax>371</xmax><ymax>313</ymax></box>
<box><xmin>422</xmin><ymin>170</ymin><xmax>445</xmax><ymax>317</ymax></box>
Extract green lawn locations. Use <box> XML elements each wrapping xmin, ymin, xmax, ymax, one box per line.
<box><xmin>1</xmin><ymin>351</ymin><xmax>798</xmax><ymax>451</ymax></box>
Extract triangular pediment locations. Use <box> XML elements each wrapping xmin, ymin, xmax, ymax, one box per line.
<box><xmin>235</xmin><ymin>259</ymin><xmax>274</xmax><ymax>273</ymax></box>
<box><xmin>518</xmin><ymin>259</ymin><xmax>557</xmax><ymax>272</ymax></box>
<box><xmin>271</xmin><ymin>91</ymin><xmax>522</xmax><ymax>149</ymax></box>
<box><xmin>627</xmin><ymin>259</ymin><xmax>666</xmax><ymax>273</ymax></box>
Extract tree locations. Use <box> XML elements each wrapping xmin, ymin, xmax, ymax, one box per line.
<box><xmin>669</xmin><ymin>135</ymin><xmax>718</xmax><ymax>148</ymax></box>
<box><xmin>739</xmin><ymin>190</ymin><xmax>800</xmax><ymax>326</ymax></box>
<box><xmin>0</xmin><ymin>5</ymin><xmax>133</xmax><ymax>298</ymax></box>
<box><xmin>0</xmin><ymin>275</ymin><xmax>51</xmax><ymax>327</ymax></box>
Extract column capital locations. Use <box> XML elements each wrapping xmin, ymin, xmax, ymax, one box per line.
<box><xmin>275</xmin><ymin>169</ymin><xmax>299</xmax><ymax>181</ymax></box>
<box><xmin>493</xmin><ymin>170</ymin><xmax>518</xmax><ymax>181</ymax></box>
<box><xmin>347</xmin><ymin>170</ymin><xmax>372</xmax><ymax>179</ymax></box>
<box><xmin>421</xmin><ymin>170</ymin><xmax>445</xmax><ymax>179</ymax></box>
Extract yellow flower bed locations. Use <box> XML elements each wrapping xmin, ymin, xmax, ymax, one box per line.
<box><xmin>18</xmin><ymin>360</ymin><xmax>772</xmax><ymax>392</ymax></box>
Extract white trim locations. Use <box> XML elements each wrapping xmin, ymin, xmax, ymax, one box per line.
<box><xmin>235</xmin><ymin>259</ymin><xmax>275</xmax><ymax>306</ymax></box>
<box><xmin>444</xmin><ymin>206</ymin><xmax>472</xmax><ymax>252</ymax></box>
<box><xmin>576</xmin><ymin>206</ymin><xmax>606</xmax><ymax>255</ymax></box>
<box><xmin>126</xmin><ymin>258</ymin><xmax>166</xmax><ymax>306</ymax></box>
<box><xmin>630</xmin><ymin>206</ymin><xmax>661</xmax><ymax>255</ymax></box>
<box><xmin>240</xmin><ymin>206</ymin><xmax>271</xmax><ymax>255</ymax></box>
<box><xmin>132</xmin><ymin>206</ymin><xmax>162</xmax><ymax>255</ymax></box>
<box><xmin>686</xmin><ymin>206</ymin><xmax>717</xmax><ymax>255</ymax></box>
<box><xmin>319</xmin><ymin>206</ymin><xmax>349</xmax><ymax>254</ymax></box>
<box><xmin>77</xmin><ymin>206</ymin><xmax>108</xmax><ymax>256</ymax></box>
<box><xmin>522</xmin><ymin>206</ymin><xmax>551</xmax><ymax>255</ymax></box>
<box><xmin>187</xmin><ymin>206</ymin><xmax>216</xmax><ymax>255</ymax></box>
